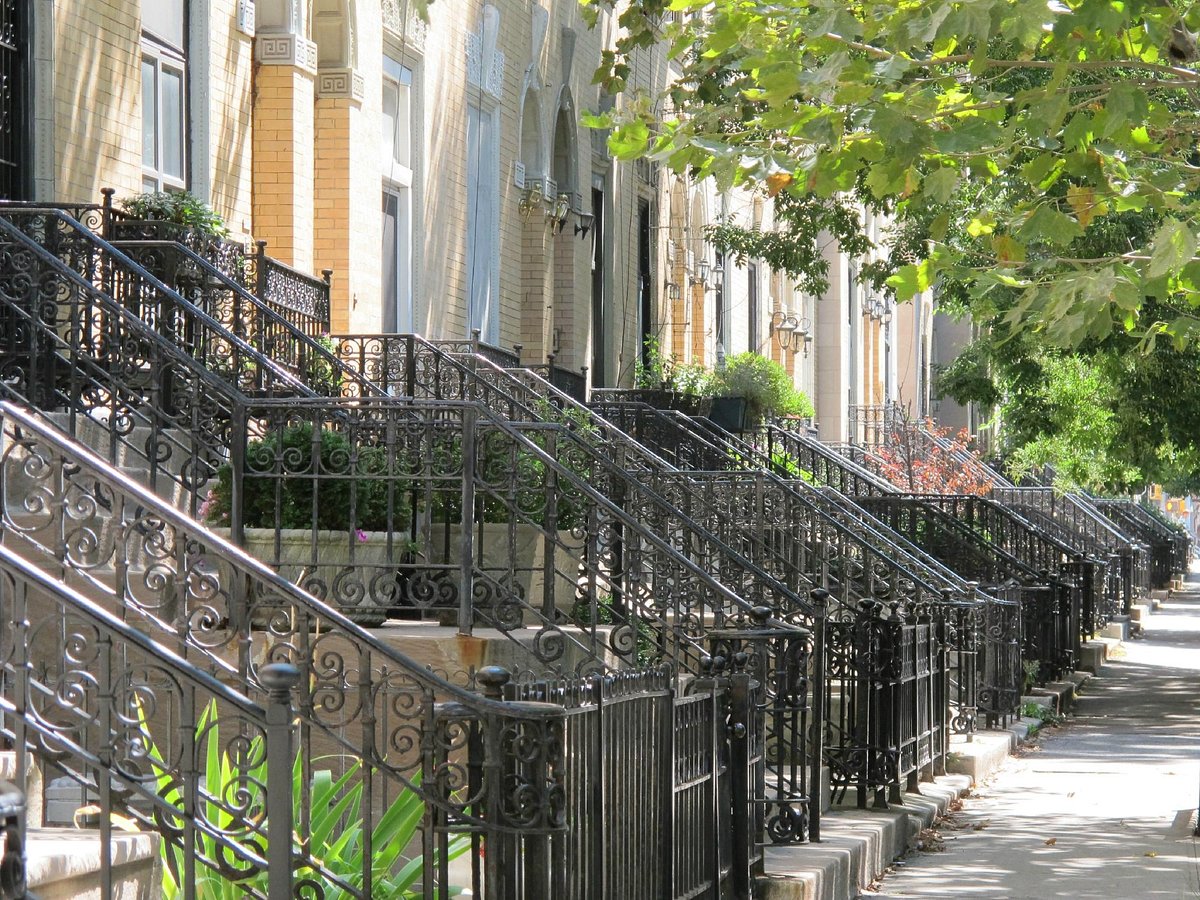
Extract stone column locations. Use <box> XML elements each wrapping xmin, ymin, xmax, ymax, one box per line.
<box><xmin>253</xmin><ymin>33</ymin><xmax>317</xmax><ymax>270</ymax></box>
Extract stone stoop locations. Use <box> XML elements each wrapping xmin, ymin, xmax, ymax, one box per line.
<box><xmin>757</xmin><ymin>775</ymin><xmax>970</xmax><ymax>900</ymax></box>
<box><xmin>755</xmin><ymin>666</ymin><xmax>1101</xmax><ymax>900</ymax></box>
<box><xmin>1080</xmin><ymin>635</ymin><xmax>1122</xmax><ymax>673</ymax></box>
<box><xmin>2</xmin><ymin>751</ymin><xmax>161</xmax><ymax>899</ymax></box>
<box><xmin>23</xmin><ymin>827</ymin><xmax>161</xmax><ymax>900</ymax></box>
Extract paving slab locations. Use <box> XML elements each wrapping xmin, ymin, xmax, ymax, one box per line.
<box><xmin>869</xmin><ymin>585</ymin><xmax>1200</xmax><ymax>899</ymax></box>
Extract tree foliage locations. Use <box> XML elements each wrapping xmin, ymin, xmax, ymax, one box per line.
<box><xmin>586</xmin><ymin>0</ymin><xmax>1200</xmax><ymax>348</ymax></box>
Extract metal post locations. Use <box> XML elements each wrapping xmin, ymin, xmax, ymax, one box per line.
<box><xmin>260</xmin><ymin>663</ymin><xmax>300</xmax><ymax>900</ymax></box>
<box><xmin>729</xmin><ymin>657</ymin><xmax>753</xmax><ymax>900</ymax></box>
<box><xmin>459</xmin><ymin>406</ymin><xmax>477</xmax><ymax>634</ymax></box>
<box><xmin>809</xmin><ymin>592</ymin><xmax>828</xmax><ymax>842</ymax></box>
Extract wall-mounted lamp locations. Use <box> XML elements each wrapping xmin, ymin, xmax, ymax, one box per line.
<box><xmin>665</xmin><ymin>280</ymin><xmax>681</xmax><ymax>302</ymax></box>
<box><xmin>771</xmin><ymin>309</ymin><xmax>814</xmax><ymax>357</ymax></box>
<box><xmin>549</xmin><ymin>192</ymin><xmax>572</xmax><ymax>233</ymax></box>
<box><xmin>518</xmin><ymin>183</ymin><xmax>544</xmax><ymax>219</ymax></box>
<box><xmin>694</xmin><ymin>258</ymin><xmax>710</xmax><ymax>286</ymax></box>
<box><xmin>574</xmin><ymin>211</ymin><xmax>595</xmax><ymax>239</ymax></box>
<box><xmin>881</xmin><ymin>304</ymin><xmax>893</xmax><ymax>326</ymax></box>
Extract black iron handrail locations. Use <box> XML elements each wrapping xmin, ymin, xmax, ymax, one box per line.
<box><xmin>0</xmin><ymin>401</ymin><xmax>570</xmax><ymax>896</ymax></box>
<box><xmin>110</xmin><ymin>239</ymin><xmax>377</xmax><ymax>398</ymax></box>
<box><xmin>0</xmin><ymin>539</ymin><xmax>302</xmax><ymax>896</ymax></box>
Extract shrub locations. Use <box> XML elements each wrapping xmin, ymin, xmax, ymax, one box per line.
<box><xmin>708</xmin><ymin>352</ymin><xmax>815</xmax><ymax>425</ymax></box>
<box><xmin>203</xmin><ymin>423</ymin><xmax>401</xmax><ymax>532</ymax></box>
<box><xmin>119</xmin><ymin>190</ymin><xmax>230</xmax><ymax>239</ymax></box>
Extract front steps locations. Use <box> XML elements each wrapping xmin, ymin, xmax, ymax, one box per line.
<box><xmin>1</xmin><ymin>752</ymin><xmax>160</xmax><ymax>899</ymax></box>
<box><xmin>758</xmin><ymin>659</ymin><xmax>1107</xmax><ymax>900</ymax></box>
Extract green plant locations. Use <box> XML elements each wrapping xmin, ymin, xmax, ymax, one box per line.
<box><xmin>633</xmin><ymin>334</ymin><xmax>669</xmax><ymax>388</ymax></box>
<box><xmin>138</xmin><ymin>700</ymin><xmax>469</xmax><ymax>899</ymax></box>
<box><xmin>708</xmin><ymin>353</ymin><xmax>815</xmax><ymax>426</ymax></box>
<box><xmin>304</xmin><ymin>333</ymin><xmax>344</xmax><ymax>396</ymax></box>
<box><xmin>203</xmin><ymin>423</ymin><xmax>401</xmax><ymax>532</ymax></box>
<box><xmin>1021</xmin><ymin>659</ymin><xmax>1042</xmax><ymax>694</ymax></box>
<box><xmin>119</xmin><ymin>190</ymin><xmax>230</xmax><ymax>239</ymax></box>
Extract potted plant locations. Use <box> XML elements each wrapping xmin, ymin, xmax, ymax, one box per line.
<box><xmin>707</xmin><ymin>352</ymin><xmax>815</xmax><ymax>431</ymax></box>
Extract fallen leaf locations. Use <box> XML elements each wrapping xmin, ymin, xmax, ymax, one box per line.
<box><xmin>972</xmin><ymin>820</ymin><xmax>991</xmax><ymax>831</ymax></box>
<box><xmin>1145</xmin><ymin>851</ymin><xmax>1157</xmax><ymax>857</ymax></box>
<box><xmin>1044</xmin><ymin>838</ymin><xmax>1057</xmax><ymax>846</ymax></box>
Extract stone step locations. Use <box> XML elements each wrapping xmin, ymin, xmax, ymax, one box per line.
<box><xmin>23</xmin><ymin>826</ymin><xmax>160</xmax><ymax>900</ymax></box>
<box><xmin>759</xmin><ymin>775</ymin><xmax>970</xmax><ymax>899</ymax></box>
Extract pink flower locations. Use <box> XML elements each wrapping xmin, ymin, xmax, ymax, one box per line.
<box><xmin>198</xmin><ymin>489</ymin><xmax>217</xmax><ymax>523</ymax></box>
<box><xmin>355</xmin><ymin>528</ymin><xmax>369</xmax><ymax>543</ymax></box>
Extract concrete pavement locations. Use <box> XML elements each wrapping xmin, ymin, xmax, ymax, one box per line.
<box><xmin>870</xmin><ymin>584</ymin><xmax>1200</xmax><ymax>899</ymax></box>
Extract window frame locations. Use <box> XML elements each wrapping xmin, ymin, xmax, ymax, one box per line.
<box><xmin>141</xmin><ymin>38</ymin><xmax>187</xmax><ymax>193</ymax></box>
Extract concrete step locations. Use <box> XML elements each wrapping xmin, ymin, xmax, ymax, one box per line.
<box><xmin>24</xmin><ymin>826</ymin><xmax>160</xmax><ymax>900</ymax></box>
<box><xmin>758</xmin><ymin>775</ymin><xmax>970</xmax><ymax>899</ymax></box>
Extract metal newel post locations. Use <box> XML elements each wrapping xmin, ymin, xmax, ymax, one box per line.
<box><xmin>729</xmin><ymin>653</ymin><xmax>753</xmax><ymax>900</ymax></box>
<box><xmin>476</xmin><ymin>667</ymin><xmax>513</xmax><ymax>897</ymax></box>
<box><xmin>254</xmin><ymin>240</ymin><xmax>268</xmax><ymax>298</ymax></box>
<box><xmin>809</xmin><ymin>589</ymin><xmax>828</xmax><ymax>842</ymax></box>
<box><xmin>261</xmin><ymin>663</ymin><xmax>300</xmax><ymax>900</ymax></box>
<box><xmin>320</xmin><ymin>270</ymin><xmax>333</xmax><ymax>333</ymax></box>
<box><xmin>459</xmin><ymin>406</ymin><xmax>477</xmax><ymax>634</ymax></box>
<box><xmin>100</xmin><ymin>187</ymin><xmax>115</xmax><ymax>240</ymax></box>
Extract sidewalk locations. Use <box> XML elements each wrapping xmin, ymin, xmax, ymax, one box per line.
<box><xmin>870</xmin><ymin>582</ymin><xmax>1200</xmax><ymax>899</ymax></box>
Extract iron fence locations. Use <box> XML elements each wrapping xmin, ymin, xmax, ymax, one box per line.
<box><xmin>0</xmin><ymin>401</ymin><xmax>573</xmax><ymax>898</ymax></box>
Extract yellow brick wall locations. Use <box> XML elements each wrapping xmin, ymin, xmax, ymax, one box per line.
<box><xmin>253</xmin><ymin>64</ymin><xmax>315</xmax><ymax>270</ymax></box>
<box><xmin>53</xmin><ymin>0</ymin><xmax>142</xmax><ymax>202</ymax></box>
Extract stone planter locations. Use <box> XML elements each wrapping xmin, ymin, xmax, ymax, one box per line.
<box><xmin>423</xmin><ymin>521</ymin><xmax>587</xmax><ymax>624</ymax></box>
<box><xmin>215</xmin><ymin>527</ymin><xmax>407</xmax><ymax>627</ymax></box>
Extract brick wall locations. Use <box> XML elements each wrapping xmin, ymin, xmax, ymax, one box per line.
<box><xmin>53</xmin><ymin>0</ymin><xmax>141</xmax><ymax>202</ymax></box>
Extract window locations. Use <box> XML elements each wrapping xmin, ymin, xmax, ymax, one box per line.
<box><xmin>466</xmin><ymin>101</ymin><xmax>499</xmax><ymax>342</ymax></box>
<box><xmin>141</xmin><ymin>42</ymin><xmax>186</xmax><ymax>192</ymax></box>
<box><xmin>382</xmin><ymin>57</ymin><xmax>414</xmax><ymax>332</ymax></box>
<box><xmin>748</xmin><ymin>262</ymin><xmax>759</xmax><ymax>354</ymax></box>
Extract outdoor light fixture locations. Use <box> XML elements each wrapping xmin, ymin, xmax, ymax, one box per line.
<box><xmin>549</xmin><ymin>192</ymin><xmax>572</xmax><ymax>233</ymax></box>
<box><xmin>695</xmin><ymin>258</ymin><xmax>711</xmax><ymax>286</ymax></box>
<box><xmin>665</xmin><ymin>280</ymin><xmax>681</xmax><ymax>301</ymax></box>
<box><xmin>518</xmin><ymin>183</ymin><xmax>544</xmax><ymax>219</ymax></box>
<box><xmin>771</xmin><ymin>308</ymin><xmax>800</xmax><ymax>348</ymax></box>
<box><xmin>772</xmin><ymin>310</ymin><xmax>814</xmax><ymax>357</ymax></box>
<box><xmin>574</xmin><ymin>210</ymin><xmax>595</xmax><ymax>239</ymax></box>
<box><xmin>796</xmin><ymin>316</ymin><xmax>814</xmax><ymax>358</ymax></box>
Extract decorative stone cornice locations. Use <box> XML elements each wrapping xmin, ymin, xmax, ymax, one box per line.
<box><xmin>317</xmin><ymin>67</ymin><xmax>365</xmax><ymax>102</ymax></box>
<box><xmin>382</xmin><ymin>0</ymin><xmax>428</xmax><ymax>52</ymax></box>
<box><xmin>256</xmin><ymin>32</ymin><xmax>318</xmax><ymax>74</ymax></box>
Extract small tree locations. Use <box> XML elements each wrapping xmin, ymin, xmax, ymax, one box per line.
<box><xmin>872</xmin><ymin>411</ymin><xmax>995</xmax><ymax>495</ymax></box>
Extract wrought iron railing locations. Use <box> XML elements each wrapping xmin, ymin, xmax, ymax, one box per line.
<box><xmin>0</xmin><ymin>401</ymin><xmax>571</xmax><ymax>897</ymax></box>
<box><xmin>745</xmin><ymin>421</ymin><xmax>897</xmax><ymax>498</ymax></box>
<box><xmin>1096</xmin><ymin>500</ymin><xmax>1178</xmax><ymax>590</ymax></box>
<box><xmin>96</xmin><ymin>189</ymin><xmax>333</xmax><ymax>337</ymax></box>
<box><xmin>992</xmin><ymin>487</ymin><xmax>1138</xmax><ymax>618</ymax></box>
<box><xmin>0</xmin><ymin>543</ymin><xmax>301</xmax><ymax>898</ymax></box>
<box><xmin>110</xmin><ymin>240</ymin><xmax>376</xmax><ymax>398</ymax></box>
<box><xmin>624</xmin><ymin>408</ymin><xmax>1025</xmax><ymax>733</ymax></box>
<box><xmin>0</xmin><ymin>209</ymin><xmax>300</xmax><ymax>517</ymax></box>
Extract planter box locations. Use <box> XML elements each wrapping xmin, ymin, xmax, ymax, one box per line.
<box><xmin>708</xmin><ymin>396</ymin><xmax>748</xmax><ymax>432</ymax></box>
<box><xmin>215</xmin><ymin>523</ymin><xmax>586</xmax><ymax>628</ymax></box>
<box><xmin>214</xmin><ymin>527</ymin><xmax>407</xmax><ymax>627</ymax></box>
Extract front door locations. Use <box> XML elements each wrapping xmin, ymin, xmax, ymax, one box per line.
<box><xmin>0</xmin><ymin>0</ymin><xmax>29</xmax><ymax>200</ymax></box>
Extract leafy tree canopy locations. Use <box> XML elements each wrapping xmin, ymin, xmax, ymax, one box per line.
<box><xmin>585</xmin><ymin>0</ymin><xmax>1200</xmax><ymax>348</ymax></box>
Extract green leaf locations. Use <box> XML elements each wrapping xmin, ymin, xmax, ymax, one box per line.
<box><xmin>1019</xmin><ymin>204</ymin><xmax>1083</xmax><ymax>245</ymax></box>
<box><xmin>887</xmin><ymin>261</ymin><xmax>932</xmax><ymax>301</ymax></box>
<box><xmin>923</xmin><ymin>167</ymin><xmax>959</xmax><ymax>204</ymax></box>
<box><xmin>1148</xmin><ymin>219</ymin><xmax>1198</xmax><ymax>279</ymax></box>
